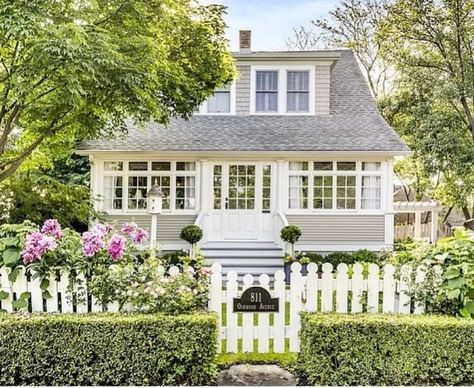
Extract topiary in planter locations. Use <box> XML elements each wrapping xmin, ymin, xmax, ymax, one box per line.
<box><xmin>180</xmin><ymin>225</ymin><xmax>203</xmax><ymax>260</ymax></box>
<box><xmin>280</xmin><ymin>225</ymin><xmax>302</xmax><ymax>259</ymax></box>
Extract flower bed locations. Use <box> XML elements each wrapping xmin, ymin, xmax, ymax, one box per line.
<box><xmin>0</xmin><ymin>313</ymin><xmax>217</xmax><ymax>385</ymax></box>
<box><xmin>299</xmin><ymin>313</ymin><xmax>474</xmax><ymax>385</ymax></box>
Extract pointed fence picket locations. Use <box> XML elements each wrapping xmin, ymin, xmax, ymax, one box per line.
<box><xmin>0</xmin><ymin>261</ymin><xmax>433</xmax><ymax>354</ymax></box>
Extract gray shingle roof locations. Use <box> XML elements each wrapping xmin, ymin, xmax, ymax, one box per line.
<box><xmin>78</xmin><ymin>50</ymin><xmax>408</xmax><ymax>153</ymax></box>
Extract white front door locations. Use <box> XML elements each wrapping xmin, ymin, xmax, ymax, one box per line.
<box><xmin>209</xmin><ymin>163</ymin><xmax>274</xmax><ymax>241</ymax></box>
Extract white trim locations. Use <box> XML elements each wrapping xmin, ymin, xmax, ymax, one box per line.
<box><xmin>195</xmin><ymin>83</ymin><xmax>236</xmax><ymax>115</ymax></box>
<box><xmin>250</xmin><ymin>65</ymin><xmax>316</xmax><ymax>115</ymax></box>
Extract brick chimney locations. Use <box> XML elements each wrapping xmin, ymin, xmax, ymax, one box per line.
<box><xmin>239</xmin><ymin>30</ymin><xmax>251</xmax><ymax>53</ymax></box>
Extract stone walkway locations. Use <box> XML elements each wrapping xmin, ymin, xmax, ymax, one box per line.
<box><xmin>217</xmin><ymin>364</ymin><xmax>297</xmax><ymax>386</ymax></box>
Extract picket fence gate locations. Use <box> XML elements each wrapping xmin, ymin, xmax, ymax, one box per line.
<box><xmin>0</xmin><ymin>262</ymin><xmax>439</xmax><ymax>354</ymax></box>
<box><xmin>209</xmin><ymin>262</ymin><xmax>440</xmax><ymax>353</ymax></box>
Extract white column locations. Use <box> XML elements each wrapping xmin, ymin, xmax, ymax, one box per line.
<box><xmin>199</xmin><ymin>160</ymin><xmax>210</xmax><ymax>243</ymax></box>
<box><xmin>384</xmin><ymin>160</ymin><xmax>395</xmax><ymax>246</ymax></box>
<box><xmin>414</xmin><ymin>211</ymin><xmax>422</xmax><ymax>239</ymax></box>
<box><xmin>276</xmin><ymin>160</ymin><xmax>286</xmax><ymax>213</ymax></box>
<box><xmin>430</xmin><ymin>210</ymin><xmax>438</xmax><ymax>243</ymax></box>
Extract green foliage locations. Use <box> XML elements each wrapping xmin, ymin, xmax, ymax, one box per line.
<box><xmin>280</xmin><ymin>225</ymin><xmax>302</xmax><ymax>244</ymax></box>
<box><xmin>0</xmin><ymin>0</ymin><xmax>234</xmax><ymax>182</ymax></box>
<box><xmin>0</xmin><ymin>174</ymin><xmax>99</xmax><ymax>232</ymax></box>
<box><xmin>0</xmin><ymin>313</ymin><xmax>217</xmax><ymax>385</ymax></box>
<box><xmin>160</xmin><ymin>250</ymin><xmax>205</xmax><ymax>270</ymax></box>
<box><xmin>352</xmin><ymin>249</ymin><xmax>379</xmax><ymax>263</ymax></box>
<box><xmin>217</xmin><ymin>352</ymin><xmax>297</xmax><ymax>371</ymax></box>
<box><xmin>324</xmin><ymin>251</ymin><xmax>354</xmax><ymax>267</ymax></box>
<box><xmin>299</xmin><ymin>313</ymin><xmax>474</xmax><ymax>385</ymax></box>
<box><xmin>180</xmin><ymin>225</ymin><xmax>203</xmax><ymax>245</ymax></box>
<box><xmin>0</xmin><ymin>221</ymin><xmax>37</xmax><ymax>268</ymax></box>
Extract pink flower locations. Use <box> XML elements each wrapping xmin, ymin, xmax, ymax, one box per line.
<box><xmin>21</xmin><ymin>232</ymin><xmax>57</xmax><ymax>265</ymax></box>
<box><xmin>107</xmin><ymin>234</ymin><xmax>126</xmax><ymax>261</ymax></box>
<box><xmin>81</xmin><ymin>231</ymin><xmax>105</xmax><ymax>257</ymax></box>
<box><xmin>41</xmin><ymin>219</ymin><xmax>64</xmax><ymax>239</ymax></box>
<box><xmin>121</xmin><ymin>222</ymin><xmax>138</xmax><ymax>235</ymax></box>
<box><xmin>131</xmin><ymin>228</ymin><xmax>149</xmax><ymax>244</ymax></box>
<box><xmin>90</xmin><ymin>223</ymin><xmax>111</xmax><ymax>238</ymax></box>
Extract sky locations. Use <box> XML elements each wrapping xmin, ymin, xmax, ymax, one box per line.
<box><xmin>199</xmin><ymin>0</ymin><xmax>336</xmax><ymax>51</ymax></box>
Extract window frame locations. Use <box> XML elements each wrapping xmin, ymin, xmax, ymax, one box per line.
<box><xmin>286</xmin><ymin>161</ymin><xmax>384</xmax><ymax>214</ymax></box>
<box><xmin>100</xmin><ymin>160</ymin><xmax>199</xmax><ymax>215</ymax></box>
<box><xmin>195</xmin><ymin>83</ymin><xmax>236</xmax><ymax>115</ymax></box>
<box><xmin>250</xmin><ymin>65</ymin><xmax>315</xmax><ymax>115</ymax></box>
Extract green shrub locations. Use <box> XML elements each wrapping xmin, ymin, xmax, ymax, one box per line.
<box><xmin>280</xmin><ymin>225</ymin><xmax>302</xmax><ymax>257</ymax></box>
<box><xmin>324</xmin><ymin>251</ymin><xmax>354</xmax><ymax>267</ymax></box>
<box><xmin>297</xmin><ymin>252</ymin><xmax>324</xmax><ymax>264</ymax></box>
<box><xmin>0</xmin><ymin>313</ymin><xmax>217</xmax><ymax>385</ymax></box>
<box><xmin>299</xmin><ymin>313</ymin><xmax>474</xmax><ymax>386</ymax></box>
<box><xmin>180</xmin><ymin>225</ymin><xmax>203</xmax><ymax>245</ymax></box>
<box><xmin>352</xmin><ymin>249</ymin><xmax>379</xmax><ymax>263</ymax></box>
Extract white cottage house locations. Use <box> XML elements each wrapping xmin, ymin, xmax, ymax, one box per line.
<box><xmin>77</xmin><ymin>31</ymin><xmax>409</xmax><ymax>274</ymax></box>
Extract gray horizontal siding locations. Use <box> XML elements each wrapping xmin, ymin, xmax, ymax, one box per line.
<box><xmin>236</xmin><ymin>65</ymin><xmax>250</xmax><ymax>115</ymax></box>
<box><xmin>102</xmin><ymin>214</ymin><xmax>196</xmax><ymax>243</ymax></box>
<box><xmin>286</xmin><ymin>214</ymin><xmax>385</xmax><ymax>244</ymax></box>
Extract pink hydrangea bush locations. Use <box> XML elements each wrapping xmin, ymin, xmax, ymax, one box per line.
<box><xmin>21</xmin><ymin>232</ymin><xmax>57</xmax><ymax>264</ymax></box>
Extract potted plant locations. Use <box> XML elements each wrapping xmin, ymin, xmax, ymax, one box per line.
<box><xmin>180</xmin><ymin>225</ymin><xmax>203</xmax><ymax>261</ymax></box>
<box><xmin>280</xmin><ymin>225</ymin><xmax>302</xmax><ymax>280</ymax></box>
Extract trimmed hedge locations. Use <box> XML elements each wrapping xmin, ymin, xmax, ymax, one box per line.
<box><xmin>299</xmin><ymin>313</ymin><xmax>474</xmax><ymax>386</ymax></box>
<box><xmin>0</xmin><ymin>313</ymin><xmax>217</xmax><ymax>385</ymax></box>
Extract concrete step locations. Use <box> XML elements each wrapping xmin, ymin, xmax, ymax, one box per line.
<box><xmin>205</xmin><ymin>257</ymin><xmax>283</xmax><ymax>267</ymax></box>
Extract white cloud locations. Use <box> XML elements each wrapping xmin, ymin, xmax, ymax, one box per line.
<box><xmin>199</xmin><ymin>0</ymin><xmax>335</xmax><ymax>51</ymax></box>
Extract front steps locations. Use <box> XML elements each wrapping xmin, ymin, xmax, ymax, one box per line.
<box><xmin>201</xmin><ymin>241</ymin><xmax>284</xmax><ymax>277</ymax></box>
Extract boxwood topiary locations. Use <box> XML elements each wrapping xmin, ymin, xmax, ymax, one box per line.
<box><xmin>0</xmin><ymin>313</ymin><xmax>217</xmax><ymax>385</ymax></box>
<box><xmin>299</xmin><ymin>313</ymin><xmax>474</xmax><ymax>386</ymax></box>
<box><xmin>180</xmin><ymin>224</ymin><xmax>203</xmax><ymax>245</ymax></box>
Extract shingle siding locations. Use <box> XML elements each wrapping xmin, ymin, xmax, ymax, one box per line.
<box><xmin>314</xmin><ymin>64</ymin><xmax>331</xmax><ymax>115</ymax></box>
<box><xmin>236</xmin><ymin>65</ymin><xmax>250</xmax><ymax>115</ymax></box>
<box><xmin>286</xmin><ymin>214</ymin><xmax>385</xmax><ymax>245</ymax></box>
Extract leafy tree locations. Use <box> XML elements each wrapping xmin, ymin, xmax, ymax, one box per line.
<box><xmin>0</xmin><ymin>0</ymin><xmax>234</xmax><ymax>183</ymax></box>
<box><xmin>286</xmin><ymin>0</ymin><xmax>392</xmax><ymax>98</ymax></box>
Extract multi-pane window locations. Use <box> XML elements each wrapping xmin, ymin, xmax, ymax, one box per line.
<box><xmin>287</xmin><ymin>71</ymin><xmax>309</xmax><ymax>112</ymax></box>
<box><xmin>213</xmin><ymin>165</ymin><xmax>222</xmax><ymax>210</ymax></box>
<box><xmin>104</xmin><ymin>176</ymin><xmax>123</xmax><ymax>210</ymax></box>
<box><xmin>102</xmin><ymin>161</ymin><xmax>196</xmax><ymax>212</ymax></box>
<box><xmin>256</xmin><ymin>71</ymin><xmax>278</xmax><ymax>112</ymax></box>
<box><xmin>262</xmin><ymin>165</ymin><xmax>271</xmax><ymax>212</ymax></box>
<box><xmin>314</xmin><ymin>176</ymin><xmax>333</xmax><ymax>209</ymax></box>
<box><xmin>288</xmin><ymin>161</ymin><xmax>383</xmax><ymax>211</ymax></box>
<box><xmin>289</xmin><ymin>176</ymin><xmax>308</xmax><ymax>209</ymax></box>
<box><xmin>128</xmin><ymin>176</ymin><xmax>147</xmax><ymax>210</ymax></box>
<box><xmin>207</xmin><ymin>86</ymin><xmax>231</xmax><ymax>113</ymax></box>
<box><xmin>228</xmin><ymin>165</ymin><xmax>256</xmax><ymax>210</ymax></box>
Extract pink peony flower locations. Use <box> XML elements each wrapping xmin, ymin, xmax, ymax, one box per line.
<box><xmin>107</xmin><ymin>234</ymin><xmax>126</xmax><ymax>261</ymax></box>
<box><xmin>131</xmin><ymin>228</ymin><xmax>149</xmax><ymax>244</ymax></box>
<box><xmin>81</xmin><ymin>231</ymin><xmax>105</xmax><ymax>257</ymax></box>
<box><xmin>121</xmin><ymin>222</ymin><xmax>138</xmax><ymax>235</ymax></box>
<box><xmin>21</xmin><ymin>232</ymin><xmax>57</xmax><ymax>265</ymax></box>
<box><xmin>41</xmin><ymin>219</ymin><xmax>64</xmax><ymax>239</ymax></box>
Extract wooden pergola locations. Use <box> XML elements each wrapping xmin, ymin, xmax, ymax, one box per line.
<box><xmin>394</xmin><ymin>200</ymin><xmax>444</xmax><ymax>243</ymax></box>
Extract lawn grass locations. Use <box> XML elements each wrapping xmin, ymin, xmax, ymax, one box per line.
<box><xmin>216</xmin><ymin>352</ymin><xmax>298</xmax><ymax>371</ymax></box>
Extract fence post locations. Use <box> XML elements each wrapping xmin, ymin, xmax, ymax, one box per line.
<box><xmin>11</xmin><ymin>267</ymin><xmax>28</xmax><ymax>312</ymax></box>
<box><xmin>242</xmin><ymin>274</ymin><xmax>254</xmax><ymax>352</ymax></box>
<box><xmin>0</xmin><ymin>267</ymin><xmax>13</xmax><ymax>313</ymax></box>
<box><xmin>29</xmin><ymin>269</ymin><xmax>44</xmax><ymax>312</ymax></box>
<box><xmin>414</xmin><ymin>265</ymin><xmax>426</xmax><ymax>314</ymax></box>
<box><xmin>210</xmin><ymin>263</ymin><xmax>222</xmax><ymax>352</ymax></box>
<box><xmin>351</xmin><ymin>263</ymin><xmax>364</xmax><ymax>313</ymax></box>
<box><xmin>383</xmin><ymin>264</ymin><xmax>396</xmax><ymax>313</ymax></box>
<box><xmin>367</xmin><ymin>263</ymin><xmax>379</xmax><ymax>313</ymax></box>
<box><xmin>336</xmin><ymin>263</ymin><xmax>349</xmax><ymax>313</ymax></box>
<box><xmin>305</xmin><ymin>263</ymin><xmax>318</xmax><ymax>312</ymax></box>
<box><xmin>398</xmin><ymin>264</ymin><xmax>412</xmax><ymax>313</ymax></box>
<box><xmin>290</xmin><ymin>262</ymin><xmax>303</xmax><ymax>352</ymax></box>
<box><xmin>321</xmin><ymin>263</ymin><xmax>333</xmax><ymax>312</ymax></box>
<box><xmin>226</xmin><ymin>271</ymin><xmax>238</xmax><ymax>353</ymax></box>
<box><xmin>258</xmin><ymin>274</ymin><xmax>270</xmax><ymax>353</ymax></box>
<box><xmin>273</xmin><ymin>269</ymin><xmax>286</xmax><ymax>353</ymax></box>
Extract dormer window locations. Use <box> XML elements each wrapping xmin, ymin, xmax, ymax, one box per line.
<box><xmin>207</xmin><ymin>85</ymin><xmax>231</xmax><ymax>113</ymax></box>
<box><xmin>287</xmin><ymin>71</ymin><xmax>309</xmax><ymax>112</ymax></box>
<box><xmin>195</xmin><ymin>84</ymin><xmax>235</xmax><ymax>115</ymax></box>
<box><xmin>256</xmin><ymin>71</ymin><xmax>278</xmax><ymax>112</ymax></box>
<box><xmin>250</xmin><ymin>65</ymin><xmax>315</xmax><ymax>115</ymax></box>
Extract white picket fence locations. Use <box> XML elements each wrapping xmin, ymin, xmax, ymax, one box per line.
<box><xmin>1</xmin><ymin>262</ymin><xmax>437</xmax><ymax>354</ymax></box>
<box><xmin>209</xmin><ymin>262</ymin><xmax>438</xmax><ymax>353</ymax></box>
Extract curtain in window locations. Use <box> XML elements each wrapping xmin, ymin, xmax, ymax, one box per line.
<box><xmin>287</xmin><ymin>71</ymin><xmax>309</xmax><ymax>112</ymax></box>
<box><xmin>361</xmin><ymin>176</ymin><xmax>381</xmax><ymax>209</ymax></box>
<box><xmin>256</xmin><ymin>71</ymin><xmax>278</xmax><ymax>112</ymax></box>
<box><xmin>207</xmin><ymin>86</ymin><xmax>230</xmax><ymax>113</ymax></box>
<box><xmin>289</xmin><ymin>175</ymin><xmax>308</xmax><ymax>209</ymax></box>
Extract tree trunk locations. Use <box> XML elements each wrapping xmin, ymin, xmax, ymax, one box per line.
<box><xmin>462</xmin><ymin>206</ymin><xmax>471</xmax><ymax>220</ymax></box>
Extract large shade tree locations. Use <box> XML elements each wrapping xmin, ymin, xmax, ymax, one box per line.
<box><xmin>0</xmin><ymin>0</ymin><xmax>234</xmax><ymax>183</ymax></box>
